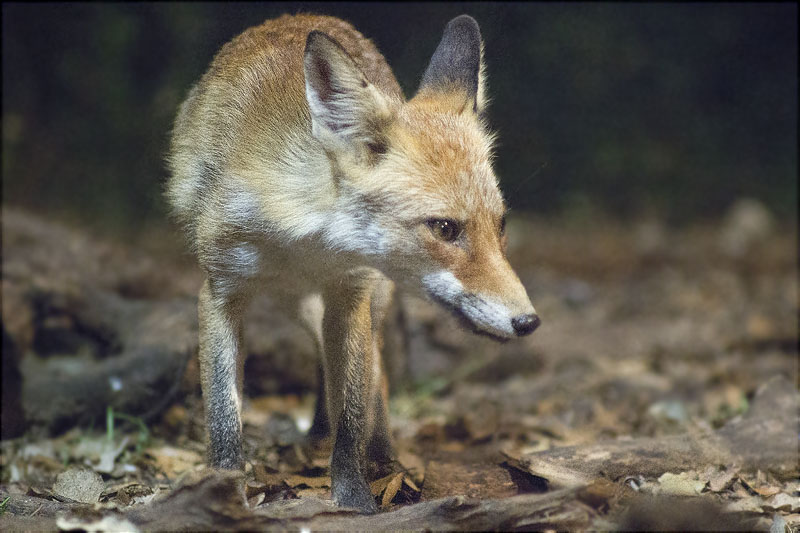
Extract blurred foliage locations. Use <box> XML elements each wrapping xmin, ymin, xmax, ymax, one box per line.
<box><xmin>2</xmin><ymin>2</ymin><xmax>797</xmax><ymax>233</ymax></box>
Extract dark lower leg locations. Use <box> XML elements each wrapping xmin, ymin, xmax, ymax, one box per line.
<box><xmin>199</xmin><ymin>278</ymin><xmax>246</xmax><ymax>471</ymax></box>
<box><xmin>307</xmin><ymin>363</ymin><xmax>330</xmax><ymax>441</ymax></box>
<box><xmin>330</xmin><ymin>408</ymin><xmax>377</xmax><ymax>513</ymax></box>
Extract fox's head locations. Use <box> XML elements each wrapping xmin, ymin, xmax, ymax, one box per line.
<box><xmin>304</xmin><ymin>15</ymin><xmax>539</xmax><ymax>340</ymax></box>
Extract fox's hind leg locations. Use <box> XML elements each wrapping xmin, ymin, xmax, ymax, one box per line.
<box><xmin>296</xmin><ymin>293</ymin><xmax>330</xmax><ymax>441</ymax></box>
<box><xmin>198</xmin><ymin>277</ymin><xmax>251</xmax><ymax>470</ymax></box>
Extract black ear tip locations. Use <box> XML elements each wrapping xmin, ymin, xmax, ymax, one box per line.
<box><xmin>445</xmin><ymin>14</ymin><xmax>480</xmax><ymax>34</ymax></box>
<box><xmin>305</xmin><ymin>30</ymin><xmax>336</xmax><ymax>52</ymax></box>
<box><xmin>306</xmin><ymin>30</ymin><xmax>324</xmax><ymax>45</ymax></box>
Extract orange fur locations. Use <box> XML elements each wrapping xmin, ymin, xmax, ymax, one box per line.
<box><xmin>166</xmin><ymin>13</ymin><xmax>538</xmax><ymax>514</ymax></box>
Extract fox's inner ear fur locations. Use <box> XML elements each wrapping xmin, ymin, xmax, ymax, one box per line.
<box><xmin>417</xmin><ymin>14</ymin><xmax>486</xmax><ymax>114</ymax></box>
<box><xmin>304</xmin><ymin>31</ymin><xmax>392</xmax><ymax>153</ymax></box>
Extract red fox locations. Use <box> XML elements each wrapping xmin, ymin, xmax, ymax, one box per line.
<box><xmin>166</xmin><ymin>13</ymin><xmax>539</xmax><ymax>513</ymax></box>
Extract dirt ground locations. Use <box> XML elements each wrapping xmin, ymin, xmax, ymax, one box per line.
<box><xmin>1</xmin><ymin>202</ymin><xmax>797</xmax><ymax>531</ymax></box>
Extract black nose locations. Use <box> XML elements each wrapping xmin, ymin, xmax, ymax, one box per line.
<box><xmin>511</xmin><ymin>314</ymin><xmax>540</xmax><ymax>336</ymax></box>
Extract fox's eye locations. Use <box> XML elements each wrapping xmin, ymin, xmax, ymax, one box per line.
<box><xmin>426</xmin><ymin>218</ymin><xmax>462</xmax><ymax>242</ymax></box>
<box><xmin>500</xmin><ymin>215</ymin><xmax>507</xmax><ymax>237</ymax></box>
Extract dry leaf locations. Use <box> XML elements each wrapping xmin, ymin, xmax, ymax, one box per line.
<box><xmin>402</xmin><ymin>475</ymin><xmax>420</xmax><ymax>493</ymax></box>
<box><xmin>370</xmin><ymin>473</ymin><xmax>396</xmax><ymax>496</ymax></box>
<box><xmin>381</xmin><ymin>473</ymin><xmax>404</xmax><ymax>507</ymax></box>
<box><xmin>706</xmin><ymin>466</ymin><xmax>739</xmax><ymax>492</ymax></box>
<box><xmin>284</xmin><ymin>474</ymin><xmax>330</xmax><ymax>489</ymax></box>
<box><xmin>248</xmin><ymin>492</ymin><xmax>266</xmax><ymax>508</ymax></box>
<box><xmin>109</xmin><ymin>483</ymin><xmax>153</xmax><ymax>507</ymax></box>
<box><xmin>753</xmin><ymin>485</ymin><xmax>782</xmax><ymax>498</ymax></box>
<box><xmin>311</xmin><ymin>456</ymin><xmax>330</xmax><ymax>469</ymax></box>
<box><xmin>145</xmin><ymin>445</ymin><xmax>202</xmax><ymax>479</ymax></box>
<box><xmin>251</xmin><ymin>469</ymin><xmax>295</xmax><ymax>499</ymax></box>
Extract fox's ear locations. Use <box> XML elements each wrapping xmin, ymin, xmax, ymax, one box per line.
<box><xmin>304</xmin><ymin>31</ymin><xmax>392</xmax><ymax>154</ymax></box>
<box><xmin>417</xmin><ymin>15</ymin><xmax>486</xmax><ymax>114</ymax></box>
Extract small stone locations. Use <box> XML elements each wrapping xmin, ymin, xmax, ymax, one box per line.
<box><xmin>648</xmin><ymin>400</ymin><xmax>689</xmax><ymax>424</ymax></box>
<box><xmin>657</xmin><ymin>472</ymin><xmax>706</xmax><ymax>496</ymax></box>
<box><xmin>763</xmin><ymin>493</ymin><xmax>798</xmax><ymax>513</ymax></box>
<box><xmin>53</xmin><ymin>468</ymin><xmax>105</xmax><ymax>504</ymax></box>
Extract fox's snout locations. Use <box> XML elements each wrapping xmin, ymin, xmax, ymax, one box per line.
<box><xmin>422</xmin><ymin>270</ymin><xmax>538</xmax><ymax>341</ymax></box>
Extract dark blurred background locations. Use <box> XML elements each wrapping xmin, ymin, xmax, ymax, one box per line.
<box><xmin>2</xmin><ymin>2</ymin><xmax>797</xmax><ymax>235</ymax></box>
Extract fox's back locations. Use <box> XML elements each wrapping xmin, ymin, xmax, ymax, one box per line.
<box><xmin>166</xmin><ymin>14</ymin><xmax>403</xmax><ymax>234</ymax></box>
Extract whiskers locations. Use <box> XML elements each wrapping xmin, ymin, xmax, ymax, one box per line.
<box><xmin>505</xmin><ymin>160</ymin><xmax>549</xmax><ymax>198</ymax></box>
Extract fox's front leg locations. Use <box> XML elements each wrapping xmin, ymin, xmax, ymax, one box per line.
<box><xmin>198</xmin><ymin>277</ymin><xmax>248</xmax><ymax>470</ymax></box>
<box><xmin>322</xmin><ymin>272</ymin><xmax>381</xmax><ymax>513</ymax></box>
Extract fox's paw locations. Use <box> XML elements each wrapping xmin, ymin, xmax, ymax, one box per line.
<box><xmin>333</xmin><ymin>477</ymin><xmax>379</xmax><ymax>514</ymax></box>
